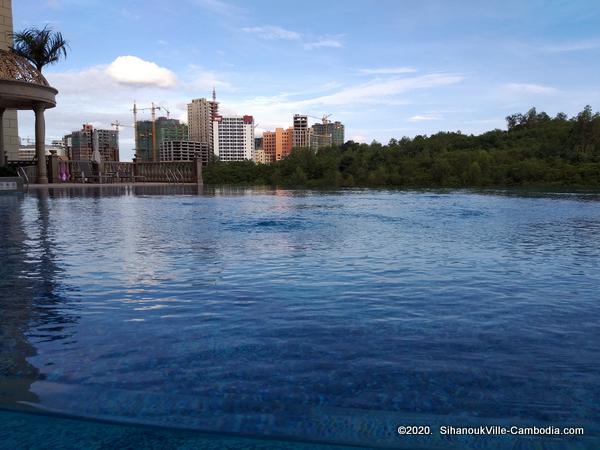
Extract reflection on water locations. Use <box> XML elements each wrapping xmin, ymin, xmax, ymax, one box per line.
<box><xmin>1</xmin><ymin>187</ymin><xmax>600</xmax><ymax>449</ymax></box>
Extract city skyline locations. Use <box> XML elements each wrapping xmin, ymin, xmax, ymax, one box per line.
<box><xmin>12</xmin><ymin>0</ymin><xmax>600</xmax><ymax>161</ymax></box>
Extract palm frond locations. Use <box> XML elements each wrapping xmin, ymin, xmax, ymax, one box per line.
<box><xmin>9</xmin><ymin>25</ymin><xmax>68</xmax><ymax>72</ymax></box>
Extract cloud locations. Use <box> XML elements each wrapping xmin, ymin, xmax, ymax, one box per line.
<box><xmin>106</xmin><ymin>56</ymin><xmax>178</xmax><ymax>88</ymax></box>
<box><xmin>359</xmin><ymin>67</ymin><xmax>417</xmax><ymax>75</ymax></box>
<box><xmin>504</xmin><ymin>83</ymin><xmax>559</xmax><ymax>95</ymax></box>
<box><xmin>223</xmin><ymin>73</ymin><xmax>463</xmax><ymax>133</ymax></box>
<box><xmin>408</xmin><ymin>114</ymin><xmax>440</xmax><ymax>122</ymax></box>
<box><xmin>241</xmin><ymin>25</ymin><xmax>343</xmax><ymax>49</ymax></box>
<box><xmin>190</xmin><ymin>0</ymin><xmax>243</xmax><ymax>16</ymax></box>
<box><xmin>303</xmin><ymin>39</ymin><xmax>343</xmax><ymax>49</ymax></box>
<box><xmin>297</xmin><ymin>73</ymin><xmax>464</xmax><ymax>107</ymax></box>
<box><xmin>543</xmin><ymin>39</ymin><xmax>600</xmax><ymax>53</ymax></box>
<box><xmin>241</xmin><ymin>26</ymin><xmax>301</xmax><ymax>41</ymax></box>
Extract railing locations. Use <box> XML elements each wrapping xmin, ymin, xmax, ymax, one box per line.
<box><xmin>16</xmin><ymin>166</ymin><xmax>30</xmax><ymax>186</ymax></box>
<box><xmin>47</xmin><ymin>160</ymin><xmax>201</xmax><ymax>184</ymax></box>
<box><xmin>135</xmin><ymin>162</ymin><xmax>197</xmax><ymax>183</ymax></box>
<box><xmin>18</xmin><ymin>165</ymin><xmax>37</xmax><ymax>184</ymax></box>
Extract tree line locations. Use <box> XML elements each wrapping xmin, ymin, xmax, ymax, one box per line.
<box><xmin>205</xmin><ymin>106</ymin><xmax>600</xmax><ymax>188</ymax></box>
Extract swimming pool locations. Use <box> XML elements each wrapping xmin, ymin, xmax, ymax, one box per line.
<box><xmin>1</xmin><ymin>186</ymin><xmax>599</xmax><ymax>449</ymax></box>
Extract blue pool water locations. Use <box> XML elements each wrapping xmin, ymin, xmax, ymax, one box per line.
<box><xmin>1</xmin><ymin>186</ymin><xmax>599</xmax><ymax>449</ymax></box>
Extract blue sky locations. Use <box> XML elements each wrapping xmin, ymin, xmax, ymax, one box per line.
<box><xmin>13</xmin><ymin>0</ymin><xmax>600</xmax><ymax>160</ymax></box>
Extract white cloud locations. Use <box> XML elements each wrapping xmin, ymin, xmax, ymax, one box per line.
<box><xmin>223</xmin><ymin>73</ymin><xmax>463</xmax><ymax>134</ymax></box>
<box><xmin>303</xmin><ymin>39</ymin><xmax>343</xmax><ymax>49</ymax></box>
<box><xmin>543</xmin><ymin>39</ymin><xmax>600</xmax><ymax>53</ymax></box>
<box><xmin>408</xmin><ymin>114</ymin><xmax>440</xmax><ymax>122</ymax></box>
<box><xmin>241</xmin><ymin>25</ymin><xmax>343</xmax><ymax>50</ymax></box>
<box><xmin>241</xmin><ymin>26</ymin><xmax>301</xmax><ymax>41</ymax></box>
<box><xmin>504</xmin><ymin>83</ymin><xmax>559</xmax><ymax>95</ymax></box>
<box><xmin>359</xmin><ymin>67</ymin><xmax>417</xmax><ymax>75</ymax></box>
<box><xmin>106</xmin><ymin>56</ymin><xmax>178</xmax><ymax>89</ymax></box>
<box><xmin>190</xmin><ymin>0</ymin><xmax>243</xmax><ymax>16</ymax></box>
<box><xmin>297</xmin><ymin>73</ymin><xmax>464</xmax><ymax>107</ymax></box>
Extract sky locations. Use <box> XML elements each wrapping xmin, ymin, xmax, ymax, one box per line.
<box><xmin>12</xmin><ymin>0</ymin><xmax>600</xmax><ymax>161</ymax></box>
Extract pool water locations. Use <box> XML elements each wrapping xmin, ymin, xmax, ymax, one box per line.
<box><xmin>1</xmin><ymin>186</ymin><xmax>599</xmax><ymax>449</ymax></box>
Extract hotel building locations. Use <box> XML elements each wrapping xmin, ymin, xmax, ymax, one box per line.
<box><xmin>0</xmin><ymin>0</ymin><xmax>19</xmax><ymax>161</ymax></box>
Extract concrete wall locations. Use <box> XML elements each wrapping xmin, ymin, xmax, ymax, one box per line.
<box><xmin>1</xmin><ymin>0</ymin><xmax>20</xmax><ymax>161</ymax></box>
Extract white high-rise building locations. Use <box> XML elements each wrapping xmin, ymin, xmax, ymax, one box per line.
<box><xmin>213</xmin><ymin>116</ymin><xmax>255</xmax><ymax>162</ymax></box>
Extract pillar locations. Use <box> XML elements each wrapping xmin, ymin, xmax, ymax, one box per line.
<box><xmin>34</xmin><ymin>103</ymin><xmax>48</xmax><ymax>184</ymax></box>
<box><xmin>0</xmin><ymin>107</ymin><xmax>5</xmax><ymax>167</ymax></box>
<box><xmin>195</xmin><ymin>157</ymin><xmax>203</xmax><ymax>186</ymax></box>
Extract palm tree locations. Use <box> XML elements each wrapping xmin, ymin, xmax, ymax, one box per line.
<box><xmin>10</xmin><ymin>26</ymin><xmax>68</xmax><ymax>72</ymax></box>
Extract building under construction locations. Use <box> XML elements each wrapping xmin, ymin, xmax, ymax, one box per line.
<box><xmin>311</xmin><ymin>121</ymin><xmax>345</xmax><ymax>149</ymax></box>
<box><xmin>135</xmin><ymin>117</ymin><xmax>188</xmax><ymax>162</ymax></box>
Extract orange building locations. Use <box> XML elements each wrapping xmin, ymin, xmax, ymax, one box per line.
<box><xmin>262</xmin><ymin>127</ymin><xmax>293</xmax><ymax>163</ymax></box>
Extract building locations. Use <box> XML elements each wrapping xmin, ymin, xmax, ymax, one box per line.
<box><xmin>67</xmin><ymin>124</ymin><xmax>119</xmax><ymax>161</ymax></box>
<box><xmin>312</xmin><ymin>121</ymin><xmax>345</xmax><ymax>148</ymax></box>
<box><xmin>309</xmin><ymin>132</ymin><xmax>332</xmax><ymax>151</ymax></box>
<box><xmin>187</xmin><ymin>97</ymin><xmax>217</xmax><ymax>157</ymax></box>
<box><xmin>263</xmin><ymin>127</ymin><xmax>293</xmax><ymax>163</ymax></box>
<box><xmin>1</xmin><ymin>0</ymin><xmax>19</xmax><ymax>162</ymax></box>
<box><xmin>213</xmin><ymin>115</ymin><xmax>255</xmax><ymax>162</ymax></box>
<box><xmin>18</xmin><ymin>142</ymin><xmax>67</xmax><ymax>161</ymax></box>
<box><xmin>293</xmin><ymin>114</ymin><xmax>311</xmax><ymax>148</ymax></box>
<box><xmin>254</xmin><ymin>148</ymin><xmax>268</xmax><ymax>164</ymax></box>
<box><xmin>136</xmin><ymin>117</ymin><xmax>188</xmax><ymax>161</ymax></box>
<box><xmin>254</xmin><ymin>137</ymin><xmax>263</xmax><ymax>152</ymax></box>
<box><xmin>159</xmin><ymin>140</ymin><xmax>209</xmax><ymax>164</ymax></box>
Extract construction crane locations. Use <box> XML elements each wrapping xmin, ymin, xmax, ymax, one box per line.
<box><xmin>111</xmin><ymin>120</ymin><xmax>135</xmax><ymax>131</ymax></box>
<box><xmin>308</xmin><ymin>114</ymin><xmax>333</xmax><ymax>125</ymax></box>
<box><xmin>157</xmin><ymin>106</ymin><xmax>170</xmax><ymax>119</ymax></box>
<box><xmin>132</xmin><ymin>101</ymin><xmax>163</xmax><ymax>161</ymax></box>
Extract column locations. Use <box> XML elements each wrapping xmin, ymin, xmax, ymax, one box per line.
<box><xmin>34</xmin><ymin>103</ymin><xmax>48</xmax><ymax>184</ymax></box>
<box><xmin>0</xmin><ymin>108</ymin><xmax>5</xmax><ymax>167</ymax></box>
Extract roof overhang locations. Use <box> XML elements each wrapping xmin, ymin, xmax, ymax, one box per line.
<box><xmin>0</xmin><ymin>79</ymin><xmax>57</xmax><ymax>109</ymax></box>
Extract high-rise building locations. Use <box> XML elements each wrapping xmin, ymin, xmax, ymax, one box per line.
<box><xmin>310</xmin><ymin>132</ymin><xmax>332</xmax><ymax>151</ymax></box>
<box><xmin>67</xmin><ymin>124</ymin><xmax>119</xmax><ymax>162</ymax></box>
<box><xmin>254</xmin><ymin>149</ymin><xmax>268</xmax><ymax>164</ymax></box>
<box><xmin>187</xmin><ymin>97</ymin><xmax>217</xmax><ymax>157</ymax></box>
<box><xmin>136</xmin><ymin>117</ymin><xmax>188</xmax><ymax>162</ymax></box>
<box><xmin>1</xmin><ymin>0</ymin><xmax>19</xmax><ymax>162</ymax></box>
<box><xmin>213</xmin><ymin>115</ymin><xmax>255</xmax><ymax>161</ymax></box>
<box><xmin>263</xmin><ymin>127</ymin><xmax>293</xmax><ymax>163</ymax></box>
<box><xmin>293</xmin><ymin>114</ymin><xmax>311</xmax><ymax>148</ymax></box>
<box><xmin>159</xmin><ymin>140</ymin><xmax>209</xmax><ymax>164</ymax></box>
<box><xmin>312</xmin><ymin>121</ymin><xmax>345</xmax><ymax>148</ymax></box>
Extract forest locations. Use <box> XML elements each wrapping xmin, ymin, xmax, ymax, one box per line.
<box><xmin>204</xmin><ymin>106</ymin><xmax>600</xmax><ymax>188</ymax></box>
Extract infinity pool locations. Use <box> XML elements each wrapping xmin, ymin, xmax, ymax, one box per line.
<box><xmin>1</xmin><ymin>186</ymin><xmax>599</xmax><ymax>449</ymax></box>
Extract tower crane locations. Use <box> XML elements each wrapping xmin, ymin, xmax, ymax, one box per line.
<box><xmin>308</xmin><ymin>114</ymin><xmax>333</xmax><ymax>125</ymax></box>
<box><xmin>131</xmin><ymin>101</ymin><xmax>163</xmax><ymax>161</ymax></box>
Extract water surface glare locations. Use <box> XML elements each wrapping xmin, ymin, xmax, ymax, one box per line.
<box><xmin>1</xmin><ymin>186</ymin><xmax>599</xmax><ymax>449</ymax></box>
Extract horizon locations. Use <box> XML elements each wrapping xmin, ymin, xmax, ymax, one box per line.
<box><xmin>12</xmin><ymin>0</ymin><xmax>600</xmax><ymax>161</ymax></box>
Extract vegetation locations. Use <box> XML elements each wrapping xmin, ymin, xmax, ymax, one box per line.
<box><xmin>204</xmin><ymin>106</ymin><xmax>600</xmax><ymax>188</ymax></box>
<box><xmin>10</xmin><ymin>26</ymin><xmax>69</xmax><ymax>72</ymax></box>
